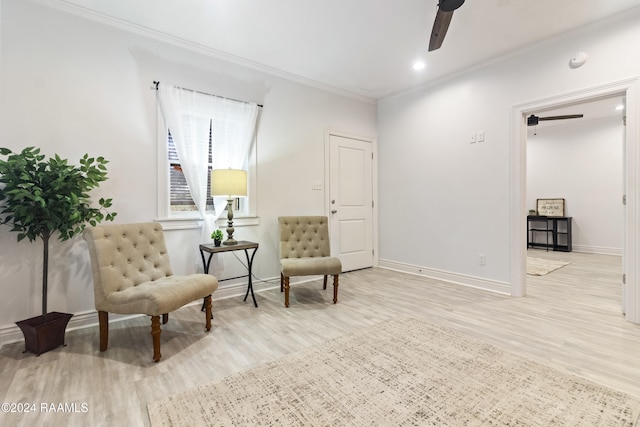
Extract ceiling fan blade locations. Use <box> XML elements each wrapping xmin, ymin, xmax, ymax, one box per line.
<box><xmin>429</xmin><ymin>9</ymin><xmax>453</xmax><ymax>51</ymax></box>
<box><xmin>439</xmin><ymin>0</ymin><xmax>465</xmax><ymax>12</ymax></box>
<box><xmin>527</xmin><ymin>114</ymin><xmax>584</xmax><ymax>126</ymax></box>
<box><xmin>537</xmin><ymin>114</ymin><xmax>584</xmax><ymax>121</ymax></box>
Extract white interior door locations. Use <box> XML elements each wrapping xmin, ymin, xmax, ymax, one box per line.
<box><xmin>329</xmin><ymin>134</ymin><xmax>374</xmax><ymax>272</ymax></box>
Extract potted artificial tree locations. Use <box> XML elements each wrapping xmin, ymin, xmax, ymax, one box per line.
<box><xmin>0</xmin><ymin>147</ymin><xmax>116</xmax><ymax>355</ymax></box>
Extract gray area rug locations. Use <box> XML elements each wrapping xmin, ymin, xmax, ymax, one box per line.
<box><xmin>527</xmin><ymin>256</ymin><xmax>571</xmax><ymax>276</ymax></box>
<box><xmin>148</xmin><ymin>317</ymin><xmax>640</xmax><ymax>426</ymax></box>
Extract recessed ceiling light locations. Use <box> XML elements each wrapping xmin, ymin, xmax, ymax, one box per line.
<box><xmin>412</xmin><ymin>61</ymin><xmax>426</xmax><ymax>71</ymax></box>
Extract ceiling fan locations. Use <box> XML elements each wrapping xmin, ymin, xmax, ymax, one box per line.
<box><xmin>527</xmin><ymin>114</ymin><xmax>584</xmax><ymax>126</ymax></box>
<box><xmin>429</xmin><ymin>0</ymin><xmax>465</xmax><ymax>52</ymax></box>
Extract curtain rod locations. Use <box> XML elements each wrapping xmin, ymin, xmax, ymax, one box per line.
<box><xmin>153</xmin><ymin>81</ymin><xmax>263</xmax><ymax>108</ymax></box>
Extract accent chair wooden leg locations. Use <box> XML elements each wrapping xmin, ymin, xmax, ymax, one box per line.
<box><xmin>98</xmin><ymin>310</ymin><xmax>108</xmax><ymax>352</ymax></box>
<box><xmin>284</xmin><ymin>276</ymin><xmax>290</xmax><ymax>307</ymax></box>
<box><xmin>280</xmin><ymin>273</ymin><xmax>284</xmax><ymax>292</ymax></box>
<box><xmin>204</xmin><ymin>295</ymin><xmax>212</xmax><ymax>331</ymax></box>
<box><xmin>162</xmin><ymin>313</ymin><xmax>169</xmax><ymax>324</ymax></box>
<box><xmin>151</xmin><ymin>315</ymin><xmax>162</xmax><ymax>362</ymax></box>
<box><xmin>323</xmin><ymin>275</ymin><xmax>328</xmax><ymax>290</ymax></box>
<box><xmin>333</xmin><ymin>274</ymin><xmax>339</xmax><ymax>304</ymax></box>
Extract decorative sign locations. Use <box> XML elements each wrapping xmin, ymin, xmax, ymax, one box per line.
<box><xmin>536</xmin><ymin>198</ymin><xmax>565</xmax><ymax>217</ymax></box>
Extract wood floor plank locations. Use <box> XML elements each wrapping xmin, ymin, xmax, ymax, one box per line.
<box><xmin>1</xmin><ymin>249</ymin><xmax>639</xmax><ymax>426</ymax></box>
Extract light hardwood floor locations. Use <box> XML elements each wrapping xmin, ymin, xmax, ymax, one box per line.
<box><xmin>1</xmin><ymin>249</ymin><xmax>639</xmax><ymax>426</ymax></box>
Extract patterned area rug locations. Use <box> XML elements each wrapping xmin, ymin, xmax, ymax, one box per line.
<box><xmin>527</xmin><ymin>256</ymin><xmax>571</xmax><ymax>276</ymax></box>
<box><xmin>148</xmin><ymin>317</ymin><xmax>640</xmax><ymax>426</ymax></box>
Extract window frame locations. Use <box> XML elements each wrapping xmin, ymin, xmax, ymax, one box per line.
<box><xmin>155</xmin><ymin>105</ymin><xmax>259</xmax><ymax>229</ymax></box>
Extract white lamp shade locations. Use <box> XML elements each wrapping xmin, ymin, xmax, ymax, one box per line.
<box><xmin>211</xmin><ymin>169</ymin><xmax>247</xmax><ymax>197</ymax></box>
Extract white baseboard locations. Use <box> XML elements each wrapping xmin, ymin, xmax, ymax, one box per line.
<box><xmin>0</xmin><ymin>310</ymin><xmax>144</xmax><ymax>350</ymax></box>
<box><xmin>378</xmin><ymin>259</ymin><xmax>511</xmax><ymax>295</ymax></box>
<box><xmin>572</xmin><ymin>245</ymin><xmax>622</xmax><ymax>256</ymax></box>
<box><xmin>6</xmin><ymin>268</ymin><xmax>500</xmax><ymax>350</ymax></box>
<box><xmin>0</xmin><ymin>319</ymin><xmax>31</xmax><ymax>349</ymax></box>
<box><xmin>0</xmin><ymin>275</ymin><xmax>284</xmax><ymax>350</ymax></box>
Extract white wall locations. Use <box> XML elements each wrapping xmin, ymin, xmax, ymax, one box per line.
<box><xmin>377</xmin><ymin>10</ymin><xmax>640</xmax><ymax>289</ymax></box>
<box><xmin>0</xmin><ymin>0</ymin><xmax>376</xmax><ymax>345</ymax></box>
<box><xmin>527</xmin><ymin>117</ymin><xmax>624</xmax><ymax>254</ymax></box>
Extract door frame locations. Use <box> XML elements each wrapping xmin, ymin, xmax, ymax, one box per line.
<box><xmin>510</xmin><ymin>77</ymin><xmax>640</xmax><ymax>323</ymax></box>
<box><xmin>325</xmin><ymin>129</ymin><xmax>379</xmax><ymax>268</ymax></box>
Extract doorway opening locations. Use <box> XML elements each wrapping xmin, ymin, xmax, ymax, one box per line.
<box><xmin>510</xmin><ymin>77</ymin><xmax>640</xmax><ymax>323</ymax></box>
<box><xmin>525</xmin><ymin>95</ymin><xmax>625</xmax><ymax>312</ymax></box>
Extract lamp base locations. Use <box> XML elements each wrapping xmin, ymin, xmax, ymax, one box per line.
<box><xmin>224</xmin><ymin>198</ymin><xmax>237</xmax><ymax>245</ymax></box>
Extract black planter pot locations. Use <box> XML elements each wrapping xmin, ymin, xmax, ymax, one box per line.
<box><xmin>16</xmin><ymin>312</ymin><xmax>73</xmax><ymax>356</ymax></box>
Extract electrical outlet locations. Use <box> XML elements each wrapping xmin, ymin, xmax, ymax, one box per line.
<box><xmin>479</xmin><ymin>254</ymin><xmax>486</xmax><ymax>265</ymax></box>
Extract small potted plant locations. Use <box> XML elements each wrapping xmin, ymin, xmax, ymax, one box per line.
<box><xmin>0</xmin><ymin>147</ymin><xmax>117</xmax><ymax>355</ymax></box>
<box><xmin>211</xmin><ymin>229</ymin><xmax>224</xmax><ymax>246</ymax></box>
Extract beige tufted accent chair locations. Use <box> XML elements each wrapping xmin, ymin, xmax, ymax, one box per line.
<box><xmin>83</xmin><ymin>222</ymin><xmax>218</xmax><ymax>362</ymax></box>
<box><xmin>278</xmin><ymin>216</ymin><xmax>342</xmax><ymax>307</ymax></box>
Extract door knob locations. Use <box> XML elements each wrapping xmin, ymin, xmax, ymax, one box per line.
<box><xmin>331</xmin><ymin>209</ymin><xmax>337</xmax><ymax>214</ymax></box>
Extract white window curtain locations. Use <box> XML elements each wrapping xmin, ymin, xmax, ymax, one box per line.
<box><xmin>157</xmin><ymin>84</ymin><xmax>259</xmax><ymax>240</ymax></box>
<box><xmin>210</xmin><ymin>97</ymin><xmax>259</xmax><ymax>222</ymax></box>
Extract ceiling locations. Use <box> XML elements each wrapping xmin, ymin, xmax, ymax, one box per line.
<box><xmin>44</xmin><ymin>0</ymin><xmax>640</xmax><ymax>100</ymax></box>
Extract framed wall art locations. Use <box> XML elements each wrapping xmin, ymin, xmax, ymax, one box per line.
<box><xmin>536</xmin><ymin>198</ymin><xmax>565</xmax><ymax>217</ymax></box>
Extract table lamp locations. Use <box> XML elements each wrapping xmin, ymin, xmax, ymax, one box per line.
<box><xmin>211</xmin><ymin>168</ymin><xmax>247</xmax><ymax>245</ymax></box>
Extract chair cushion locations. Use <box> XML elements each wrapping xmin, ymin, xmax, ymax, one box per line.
<box><xmin>281</xmin><ymin>257</ymin><xmax>342</xmax><ymax>277</ymax></box>
<box><xmin>103</xmin><ymin>274</ymin><xmax>218</xmax><ymax>316</ymax></box>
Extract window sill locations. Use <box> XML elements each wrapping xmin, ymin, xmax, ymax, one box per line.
<box><xmin>154</xmin><ymin>216</ymin><xmax>260</xmax><ymax>231</ymax></box>
<box><xmin>215</xmin><ymin>216</ymin><xmax>260</xmax><ymax>228</ymax></box>
<box><xmin>153</xmin><ymin>217</ymin><xmax>203</xmax><ymax>231</ymax></box>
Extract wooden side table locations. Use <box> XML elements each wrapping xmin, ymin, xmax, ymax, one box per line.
<box><xmin>199</xmin><ymin>241</ymin><xmax>259</xmax><ymax>307</ymax></box>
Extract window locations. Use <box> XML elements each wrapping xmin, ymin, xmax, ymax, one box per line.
<box><xmin>168</xmin><ymin>127</ymin><xmax>213</xmax><ymax>212</ymax></box>
<box><xmin>156</xmin><ymin>84</ymin><xmax>259</xmax><ymax>228</ymax></box>
<box><xmin>168</xmin><ymin>127</ymin><xmax>245</xmax><ymax>214</ymax></box>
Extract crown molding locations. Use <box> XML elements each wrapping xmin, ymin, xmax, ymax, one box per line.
<box><xmin>381</xmin><ymin>6</ymin><xmax>640</xmax><ymax>102</ymax></box>
<box><xmin>28</xmin><ymin>0</ymin><xmax>376</xmax><ymax>105</ymax></box>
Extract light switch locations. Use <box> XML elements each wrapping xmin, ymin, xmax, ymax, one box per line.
<box><xmin>477</xmin><ymin>131</ymin><xmax>485</xmax><ymax>142</ymax></box>
<box><xmin>470</xmin><ymin>133</ymin><xmax>476</xmax><ymax>144</ymax></box>
<box><xmin>312</xmin><ymin>181</ymin><xmax>323</xmax><ymax>190</ymax></box>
